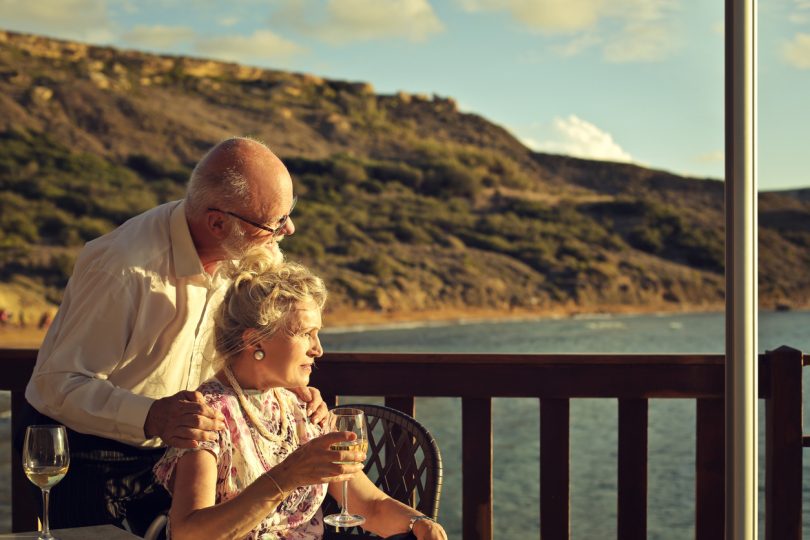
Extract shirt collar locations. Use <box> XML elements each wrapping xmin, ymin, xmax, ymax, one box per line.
<box><xmin>170</xmin><ymin>200</ymin><xmax>206</xmax><ymax>278</ymax></box>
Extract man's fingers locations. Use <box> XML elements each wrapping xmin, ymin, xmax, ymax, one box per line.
<box><xmin>177</xmin><ymin>399</ymin><xmax>225</xmax><ymax>427</ymax></box>
<box><xmin>174</xmin><ymin>427</ymin><xmax>219</xmax><ymax>442</ymax></box>
<box><xmin>166</xmin><ymin>435</ymin><xmax>199</xmax><ymax>449</ymax></box>
<box><xmin>175</xmin><ymin>411</ymin><xmax>223</xmax><ymax>432</ymax></box>
<box><xmin>311</xmin><ymin>405</ymin><xmax>329</xmax><ymax>426</ymax></box>
<box><xmin>305</xmin><ymin>386</ymin><xmax>322</xmax><ymax>413</ymax></box>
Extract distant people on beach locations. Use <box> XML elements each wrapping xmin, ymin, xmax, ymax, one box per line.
<box><xmin>20</xmin><ymin>137</ymin><xmax>327</xmax><ymax>536</ymax></box>
<box><xmin>37</xmin><ymin>310</ymin><xmax>52</xmax><ymax>330</ymax></box>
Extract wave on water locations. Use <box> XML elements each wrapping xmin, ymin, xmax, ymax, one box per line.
<box><xmin>324</xmin><ymin>314</ymin><xmax>557</xmax><ymax>334</ymax></box>
<box><xmin>584</xmin><ymin>320</ymin><xmax>627</xmax><ymax>330</ymax></box>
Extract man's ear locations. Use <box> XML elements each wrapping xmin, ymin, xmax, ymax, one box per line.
<box><xmin>207</xmin><ymin>210</ymin><xmax>228</xmax><ymax>239</ymax></box>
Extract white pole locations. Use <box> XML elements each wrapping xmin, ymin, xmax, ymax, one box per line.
<box><xmin>725</xmin><ymin>0</ymin><xmax>757</xmax><ymax>538</ymax></box>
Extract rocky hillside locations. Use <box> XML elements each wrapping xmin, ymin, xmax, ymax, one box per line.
<box><xmin>1</xmin><ymin>30</ymin><xmax>809</xmax><ymax>320</ymax></box>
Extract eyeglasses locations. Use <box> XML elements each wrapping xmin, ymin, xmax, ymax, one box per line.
<box><xmin>208</xmin><ymin>196</ymin><xmax>297</xmax><ymax>237</ymax></box>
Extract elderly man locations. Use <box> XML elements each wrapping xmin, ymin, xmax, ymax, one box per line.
<box><xmin>22</xmin><ymin>137</ymin><xmax>326</xmax><ymax>535</ymax></box>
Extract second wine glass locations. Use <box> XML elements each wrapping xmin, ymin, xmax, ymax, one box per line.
<box><xmin>323</xmin><ymin>408</ymin><xmax>367</xmax><ymax>528</ymax></box>
<box><xmin>23</xmin><ymin>425</ymin><xmax>70</xmax><ymax>540</ymax></box>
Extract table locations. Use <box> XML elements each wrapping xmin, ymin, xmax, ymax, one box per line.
<box><xmin>0</xmin><ymin>525</ymin><xmax>141</xmax><ymax>539</ymax></box>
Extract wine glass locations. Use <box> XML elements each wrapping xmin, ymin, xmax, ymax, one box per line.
<box><xmin>323</xmin><ymin>408</ymin><xmax>368</xmax><ymax>529</ymax></box>
<box><xmin>23</xmin><ymin>425</ymin><xmax>70</xmax><ymax>540</ymax></box>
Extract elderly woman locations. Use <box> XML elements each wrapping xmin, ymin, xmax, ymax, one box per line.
<box><xmin>153</xmin><ymin>252</ymin><xmax>446</xmax><ymax>540</ymax></box>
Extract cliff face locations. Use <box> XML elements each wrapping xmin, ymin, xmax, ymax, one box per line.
<box><xmin>1</xmin><ymin>30</ymin><xmax>809</xmax><ymax>316</ymax></box>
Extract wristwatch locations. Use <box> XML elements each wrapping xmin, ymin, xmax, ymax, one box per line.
<box><xmin>408</xmin><ymin>515</ymin><xmax>433</xmax><ymax>531</ymax></box>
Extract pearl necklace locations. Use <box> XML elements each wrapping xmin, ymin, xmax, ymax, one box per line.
<box><xmin>222</xmin><ymin>365</ymin><xmax>298</xmax><ymax>449</ymax></box>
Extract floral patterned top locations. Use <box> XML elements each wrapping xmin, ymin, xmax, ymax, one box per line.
<box><xmin>153</xmin><ymin>379</ymin><xmax>328</xmax><ymax>540</ymax></box>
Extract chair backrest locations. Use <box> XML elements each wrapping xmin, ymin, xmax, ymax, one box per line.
<box><xmin>323</xmin><ymin>403</ymin><xmax>443</xmax><ymax>539</ymax></box>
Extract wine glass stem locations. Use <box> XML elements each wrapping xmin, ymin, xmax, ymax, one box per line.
<box><xmin>41</xmin><ymin>488</ymin><xmax>51</xmax><ymax>537</ymax></box>
<box><xmin>341</xmin><ymin>480</ymin><xmax>350</xmax><ymax>516</ymax></box>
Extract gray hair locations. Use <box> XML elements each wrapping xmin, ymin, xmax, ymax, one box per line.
<box><xmin>214</xmin><ymin>249</ymin><xmax>327</xmax><ymax>363</ymax></box>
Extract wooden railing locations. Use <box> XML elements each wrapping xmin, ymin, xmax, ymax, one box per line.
<box><xmin>1</xmin><ymin>347</ymin><xmax>805</xmax><ymax>539</ymax></box>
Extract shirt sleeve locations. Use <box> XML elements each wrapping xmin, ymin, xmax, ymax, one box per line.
<box><xmin>25</xmin><ymin>266</ymin><xmax>156</xmax><ymax>445</ymax></box>
<box><xmin>154</xmin><ymin>390</ymin><xmax>228</xmax><ymax>493</ymax></box>
<box><xmin>153</xmin><ymin>438</ymin><xmax>222</xmax><ymax>494</ymax></box>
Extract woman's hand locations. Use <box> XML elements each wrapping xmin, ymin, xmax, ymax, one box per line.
<box><xmin>271</xmin><ymin>431</ymin><xmax>365</xmax><ymax>491</ymax></box>
<box><xmin>412</xmin><ymin>517</ymin><xmax>448</xmax><ymax>540</ymax></box>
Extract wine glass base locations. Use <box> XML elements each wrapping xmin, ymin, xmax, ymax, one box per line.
<box><xmin>323</xmin><ymin>512</ymin><xmax>366</xmax><ymax>528</ymax></box>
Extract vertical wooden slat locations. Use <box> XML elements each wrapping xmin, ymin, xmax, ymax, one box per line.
<box><xmin>540</xmin><ymin>398</ymin><xmax>570</xmax><ymax>540</ymax></box>
<box><xmin>696</xmin><ymin>398</ymin><xmax>724</xmax><ymax>540</ymax></box>
<box><xmin>11</xmin><ymin>391</ymin><xmax>39</xmax><ymax>532</ymax></box>
<box><xmin>618</xmin><ymin>398</ymin><xmax>648</xmax><ymax>540</ymax></box>
<box><xmin>765</xmin><ymin>346</ymin><xmax>803</xmax><ymax>540</ymax></box>
<box><xmin>385</xmin><ymin>396</ymin><xmax>415</xmax><ymax>417</ymax></box>
<box><xmin>462</xmin><ymin>397</ymin><xmax>492</xmax><ymax>540</ymax></box>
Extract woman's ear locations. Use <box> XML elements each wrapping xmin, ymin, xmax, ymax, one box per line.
<box><xmin>242</xmin><ymin>328</ymin><xmax>260</xmax><ymax>350</ymax></box>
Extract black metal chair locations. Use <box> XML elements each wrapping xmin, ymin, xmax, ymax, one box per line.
<box><xmin>322</xmin><ymin>403</ymin><xmax>443</xmax><ymax>540</ymax></box>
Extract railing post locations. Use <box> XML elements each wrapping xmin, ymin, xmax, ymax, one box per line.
<box><xmin>11</xmin><ymin>391</ymin><xmax>39</xmax><ymax>532</ymax></box>
<box><xmin>540</xmin><ymin>398</ymin><xmax>570</xmax><ymax>540</ymax></box>
<box><xmin>385</xmin><ymin>397</ymin><xmax>415</xmax><ymax>417</ymax></box>
<box><xmin>618</xmin><ymin>398</ymin><xmax>648</xmax><ymax>540</ymax></box>
<box><xmin>462</xmin><ymin>397</ymin><xmax>492</xmax><ymax>540</ymax></box>
<box><xmin>764</xmin><ymin>346</ymin><xmax>802</xmax><ymax>540</ymax></box>
<box><xmin>696</xmin><ymin>398</ymin><xmax>725</xmax><ymax>539</ymax></box>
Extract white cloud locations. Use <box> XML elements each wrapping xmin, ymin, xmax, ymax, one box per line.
<box><xmin>783</xmin><ymin>33</ymin><xmax>810</xmax><ymax>68</ymax></box>
<box><xmin>276</xmin><ymin>0</ymin><xmax>444</xmax><ymax>44</ymax></box>
<box><xmin>459</xmin><ymin>0</ymin><xmax>681</xmax><ymax>62</ymax></box>
<box><xmin>528</xmin><ymin>115</ymin><xmax>633</xmax><ymax>162</ymax></box>
<box><xmin>459</xmin><ymin>0</ymin><xmax>601</xmax><ymax>32</ymax></box>
<box><xmin>194</xmin><ymin>30</ymin><xmax>304</xmax><ymax>63</ymax></box>
<box><xmin>123</xmin><ymin>25</ymin><xmax>195</xmax><ymax>49</ymax></box>
<box><xmin>220</xmin><ymin>17</ymin><xmax>240</xmax><ymax>27</ymax></box>
<box><xmin>696</xmin><ymin>150</ymin><xmax>724</xmax><ymax>164</ymax></box>
<box><xmin>602</xmin><ymin>19</ymin><xmax>677</xmax><ymax>62</ymax></box>
<box><xmin>789</xmin><ymin>0</ymin><xmax>810</xmax><ymax>23</ymax></box>
<box><xmin>0</xmin><ymin>0</ymin><xmax>115</xmax><ymax>43</ymax></box>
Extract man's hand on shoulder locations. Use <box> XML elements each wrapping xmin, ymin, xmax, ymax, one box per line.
<box><xmin>144</xmin><ymin>390</ymin><xmax>226</xmax><ymax>448</ymax></box>
<box><xmin>289</xmin><ymin>386</ymin><xmax>329</xmax><ymax>426</ymax></box>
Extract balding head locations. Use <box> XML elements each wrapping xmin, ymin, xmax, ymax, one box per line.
<box><xmin>186</xmin><ymin>137</ymin><xmax>293</xmax><ymax>221</ymax></box>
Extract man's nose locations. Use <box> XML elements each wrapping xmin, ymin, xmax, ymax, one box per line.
<box><xmin>282</xmin><ymin>216</ymin><xmax>295</xmax><ymax>236</ymax></box>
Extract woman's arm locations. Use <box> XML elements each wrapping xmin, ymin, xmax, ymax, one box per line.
<box><xmin>170</xmin><ymin>431</ymin><xmax>365</xmax><ymax>540</ymax></box>
<box><xmin>169</xmin><ymin>450</ymin><xmax>288</xmax><ymax>540</ymax></box>
<box><xmin>328</xmin><ymin>474</ymin><xmax>447</xmax><ymax>540</ymax></box>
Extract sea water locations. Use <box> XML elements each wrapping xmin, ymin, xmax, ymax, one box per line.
<box><xmin>2</xmin><ymin>310</ymin><xmax>809</xmax><ymax>538</ymax></box>
<box><xmin>320</xmin><ymin>310</ymin><xmax>810</xmax><ymax>539</ymax></box>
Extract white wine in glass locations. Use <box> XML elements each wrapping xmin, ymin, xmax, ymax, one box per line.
<box><xmin>323</xmin><ymin>408</ymin><xmax>367</xmax><ymax>528</ymax></box>
<box><xmin>24</xmin><ymin>425</ymin><xmax>70</xmax><ymax>540</ymax></box>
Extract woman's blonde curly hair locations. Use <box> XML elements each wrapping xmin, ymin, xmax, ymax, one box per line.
<box><xmin>214</xmin><ymin>248</ymin><xmax>327</xmax><ymax>362</ymax></box>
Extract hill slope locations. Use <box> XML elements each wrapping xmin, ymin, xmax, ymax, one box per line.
<box><xmin>1</xmin><ymin>30</ymin><xmax>809</xmax><ymax>323</ymax></box>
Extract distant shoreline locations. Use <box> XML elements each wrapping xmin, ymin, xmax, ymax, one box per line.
<box><xmin>322</xmin><ymin>302</ymin><xmax>727</xmax><ymax>333</ymax></box>
<box><xmin>4</xmin><ymin>300</ymin><xmax>806</xmax><ymax>348</ymax></box>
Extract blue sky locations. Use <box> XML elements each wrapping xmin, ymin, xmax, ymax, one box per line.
<box><xmin>1</xmin><ymin>0</ymin><xmax>808</xmax><ymax>191</ymax></box>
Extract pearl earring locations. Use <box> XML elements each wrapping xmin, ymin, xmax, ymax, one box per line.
<box><xmin>253</xmin><ymin>349</ymin><xmax>265</xmax><ymax>361</ymax></box>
